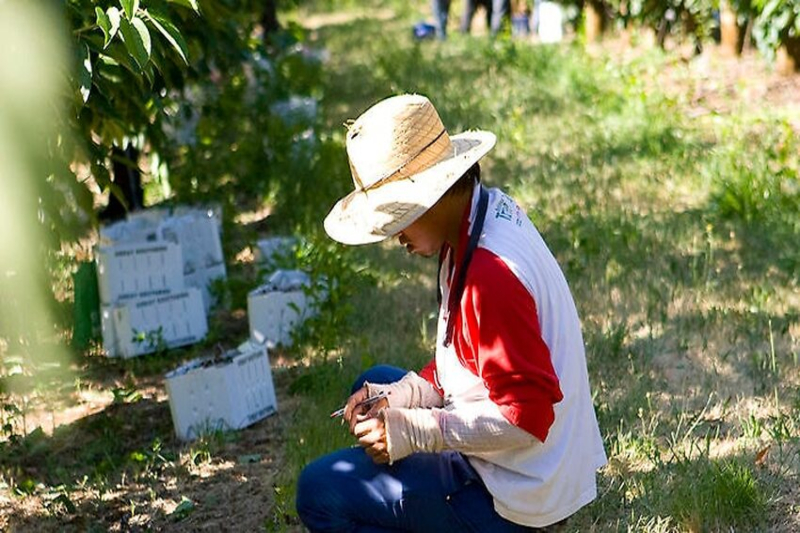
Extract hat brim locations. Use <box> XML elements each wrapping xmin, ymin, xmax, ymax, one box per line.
<box><xmin>324</xmin><ymin>130</ymin><xmax>496</xmax><ymax>245</ymax></box>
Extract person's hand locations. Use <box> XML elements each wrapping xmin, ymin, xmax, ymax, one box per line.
<box><xmin>342</xmin><ymin>386</ymin><xmax>369</xmax><ymax>431</ymax></box>
<box><xmin>344</xmin><ymin>387</ymin><xmax>389</xmax><ymax>434</ymax></box>
<box><xmin>353</xmin><ymin>414</ymin><xmax>390</xmax><ymax>464</ymax></box>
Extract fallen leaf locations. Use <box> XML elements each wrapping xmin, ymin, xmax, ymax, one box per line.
<box><xmin>754</xmin><ymin>445</ymin><xmax>770</xmax><ymax>466</ymax></box>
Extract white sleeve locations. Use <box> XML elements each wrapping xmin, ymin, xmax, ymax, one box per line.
<box><xmin>366</xmin><ymin>371</ymin><xmax>443</xmax><ymax>409</ymax></box>
<box><xmin>438</xmin><ymin>399</ymin><xmax>536</xmax><ymax>453</ymax></box>
<box><xmin>380</xmin><ymin>400</ymin><xmax>534</xmax><ymax>463</ymax></box>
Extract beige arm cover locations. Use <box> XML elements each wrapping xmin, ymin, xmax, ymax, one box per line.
<box><xmin>365</xmin><ymin>371</ymin><xmax>444</xmax><ymax>409</ymax></box>
<box><xmin>380</xmin><ymin>400</ymin><xmax>536</xmax><ymax>464</ymax></box>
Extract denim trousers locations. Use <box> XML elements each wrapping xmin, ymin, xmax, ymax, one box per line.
<box><xmin>461</xmin><ymin>0</ymin><xmax>509</xmax><ymax>35</ymax></box>
<box><xmin>295</xmin><ymin>365</ymin><xmax>540</xmax><ymax>532</ymax></box>
<box><xmin>431</xmin><ymin>0</ymin><xmax>452</xmax><ymax>39</ymax></box>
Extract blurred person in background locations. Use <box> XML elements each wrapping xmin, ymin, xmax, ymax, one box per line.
<box><xmin>460</xmin><ymin>0</ymin><xmax>493</xmax><ymax>34</ymax></box>
<box><xmin>434</xmin><ymin>0</ymin><xmax>511</xmax><ymax>39</ymax></box>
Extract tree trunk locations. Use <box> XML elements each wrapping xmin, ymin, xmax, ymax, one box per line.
<box><xmin>584</xmin><ymin>1</ymin><xmax>603</xmax><ymax>43</ymax></box>
<box><xmin>656</xmin><ymin>17</ymin><xmax>668</xmax><ymax>49</ymax></box>
<box><xmin>100</xmin><ymin>144</ymin><xmax>143</xmax><ymax>222</ymax></box>
<box><xmin>261</xmin><ymin>0</ymin><xmax>280</xmax><ymax>45</ymax></box>
<box><xmin>719</xmin><ymin>0</ymin><xmax>740</xmax><ymax>56</ymax></box>
<box><xmin>776</xmin><ymin>37</ymin><xmax>800</xmax><ymax>75</ymax></box>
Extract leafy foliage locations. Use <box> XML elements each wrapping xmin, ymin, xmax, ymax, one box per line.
<box><xmin>564</xmin><ymin>0</ymin><xmax>798</xmax><ymax>61</ymax></box>
<box><xmin>753</xmin><ymin>0</ymin><xmax>800</xmax><ymax>57</ymax></box>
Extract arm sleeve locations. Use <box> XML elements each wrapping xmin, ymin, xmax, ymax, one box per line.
<box><xmin>455</xmin><ymin>249</ymin><xmax>564</xmax><ymax>442</ymax></box>
<box><xmin>380</xmin><ymin>401</ymin><xmax>535</xmax><ymax>463</ymax></box>
<box><xmin>366</xmin><ymin>371</ymin><xmax>444</xmax><ymax>409</ymax></box>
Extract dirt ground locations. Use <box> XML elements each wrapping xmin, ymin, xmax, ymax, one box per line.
<box><xmin>0</xmin><ymin>351</ymin><xmax>305</xmax><ymax>532</ymax></box>
<box><xmin>1</xmin><ymin>14</ymin><xmax>799</xmax><ymax>532</ymax></box>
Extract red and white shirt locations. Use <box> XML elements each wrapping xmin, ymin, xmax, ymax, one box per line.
<box><xmin>420</xmin><ymin>184</ymin><xmax>607</xmax><ymax>528</ymax></box>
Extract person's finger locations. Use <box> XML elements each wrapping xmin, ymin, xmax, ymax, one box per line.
<box><xmin>363</xmin><ymin>439</ymin><xmax>388</xmax><ymax>460</ymax></box>
<box><xmin>357</xmin><ymin>430</ymin><xmax>383</xmax><ymax>447</ymax></box>
<box><xmin>349</xmin><ymin>411</ymin><xmax>371</xmax><ymax>435</ymax></box>
<box><xmin>372</xmin><ymin>452</ymin><xmax>389</xmax><ymax>464</ymax></box>
<box><xmin>363</xmin><ymin>397</ymin><xmax>389</xmax><ymax>418</ymax></box>
<box><xmin>353</xmin><ymin>416</ymin><xmax>382</xmax><ymax>439</ymax></box>
<box><xmin>366</xmin><ymin>443</ymin><xmax>389</xmax><ymax>464</ymax></box>
<box><xmin>343</xmin><ymin>387</ymin><xmax>369</xmax><ymax>425</ymax></box>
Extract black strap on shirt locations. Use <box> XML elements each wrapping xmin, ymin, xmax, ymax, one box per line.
<box><xmin>437</xmin><ymin>186</ymin><xmax>490</xmax><ymax>347</ymax></box>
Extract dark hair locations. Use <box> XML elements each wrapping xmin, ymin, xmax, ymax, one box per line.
<box><xmin>445</xmin><ymin>162</ymin><xmax>481</xmax><ymax>198</ymax></box>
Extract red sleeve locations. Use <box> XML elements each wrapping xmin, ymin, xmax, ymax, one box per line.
<box><xmin>418</xmin><ymin>359</ymin><xmax>443</xmax><ymax>396</ymax></box>
<box><xmin>454</xmin><ymin>248</ymin><xmax>563</xmax><ymax>442</ymax></box>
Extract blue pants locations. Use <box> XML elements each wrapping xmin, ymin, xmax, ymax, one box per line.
<box><xmin>431</xmin><ymin>0</ymin><xmax>452</xmax><ymax>40</ymax></box>
<box><xmin>295</xmin><ymin>365</ymin><xmax>540</xmax><ymax>532</ymax></box>
<box><xmin>488</xmin><ymin>0</ymin><xmax>510</xmax><ymax>36</ymax></box>
<box><xmin>462</xmin><ymin>0</ymin><xmax>509</xmax><ymax>35</ymax></box>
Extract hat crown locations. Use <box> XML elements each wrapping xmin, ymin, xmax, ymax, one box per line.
<box><xmin>346</xmin><ymin>94</ymin><xmax>452</xmax><ymax>192</ymax></box>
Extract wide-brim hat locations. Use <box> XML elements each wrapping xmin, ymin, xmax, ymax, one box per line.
<box><xmin>324</xmin><ymin>94</ymin><xmax>496</xmax><ymax>245</ymax></box>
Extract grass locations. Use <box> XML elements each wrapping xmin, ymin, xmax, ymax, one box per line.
<box><xmin>269</xmin><ymin>7</ymin><xmax>800</xmax><ymax>532</ymax></box>
<box><xmin>1</xmin><ymin>4</ymin><xmax>799</xmax><ymax>532</ymax></box>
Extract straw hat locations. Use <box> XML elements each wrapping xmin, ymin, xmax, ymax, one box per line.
<box><xmin>324</xmin><ymin>94</ymin><xmax>496</xmax><ymax>245</ymax></box>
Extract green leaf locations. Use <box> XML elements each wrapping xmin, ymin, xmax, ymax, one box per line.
<box><xmin>79</xmin><ymin>44</ymin><xmax>92</xmax><ymax>104</ymax></box>
<box><xmin>168</xmin><ymin>0</ymin><xmax>200</xmax><ymax>13</ymax></box>
<box><xmin>100</xmin><ymin>40</ymin><xmax>144</xmax><ymax>78</ymax></box>
<box><xmin>120</xmin><ymin>0</ymin><xmax>139</xmax><ymax>20</ymax></box>
<box><xmin>169</xmin><ymin>497</ymin><xmax>195</xmax><ymax>520</ymax></box>
<box><xmin>132</xmin><ymin>17</ymin><xmax>152</xmax><ymax>58</ymax></box>
<box><xmin>118</xmin><ymin>16</ymin><xmax>148</xmax><ymax>69</ymax></box>
<box><xmin>52</xmin><ymin>493</ymin><xmax>77</xmax><ymax>514</ymax></box>
<box><xmin>95</xmin><ymin>7</ymin><xmax>111</xmax><ymax>45</ymax></box>
<box><xmin>142</xmin><ymin>60</ymin><xmax>155</xmax><ymax>86</ymax></box>
<box><xmin>147</xmin><ymin>12</ymin><xmax>189</xmax><ymax>64</ymax></box>
<box><xmin>106</xmin><ymin>7</ymin><xmax>121</xmax><ymax>45</ymax></box>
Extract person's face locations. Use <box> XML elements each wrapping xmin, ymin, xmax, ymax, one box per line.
<box><xmin>395</xmin><ymin>205</ymin><xmax>448</xmax><ymax>258</ymax></box>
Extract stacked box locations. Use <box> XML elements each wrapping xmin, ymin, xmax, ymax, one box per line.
<box><xmin>160</xmin><ymin>213</ymin><xmax>226</xmax><ymax>311</ymax></box>
<box><xmin>113</xmin><ymin>289</ymin><xmax>208</xmax><ymax>359</ymax></box>
<box><xmin>96</xmin><ymin>242</ymin><xmax>184</xmax><ymax>305</ymax></box>
<box><xmin>100</xmin><ymin>305</ymin><xmax>118</xmax><ymax>356</ymax></box>
<box><xmin>254</xmin><ymin>236</ymin><xmax>296</xmax><ymax>267</ymax></box>
<box><xmin>165</xmin><ymin>341</ymin><xmax>278</xmax><ymax>441</ymax></box>
<box><xmin>99</xmin><ymin>216</ymin><xmax>160</xmax><ymax>246</ymax></box>
<box><xmin>248</xmin><ymin>270</ymin><xmax>314</xmax><ymax>348</ymax></box>
<box><xmin>96</xmin><ymin>207</ymin><xmax>226</xmax><ymax>356</ymax></box>
<box><xmin>160</xmin><ymin>214</ymin><xmax>224</xmax><ymax>273</ymax></box>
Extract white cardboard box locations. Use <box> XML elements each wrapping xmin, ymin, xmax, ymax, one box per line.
<box><xmin>96</xmin><ymin>241</ymin><xmax>184</xmax><ymax>305</ymax></box>
<box><xmin>248</xmin><ymin>290</ymin><xmax>307</xmax><ymax>347</ymax></box>
<box><xmin>113</xmin><ymin>289</ymin><xmax>208</xmax><ymax>358</ymax></box>
<box><xmin>99</xmin><ymin>216</ymin><xmax>160</xmax><ymax>246</ymax></box>
<box><xmin>160</xmin><ymin>213</ymin><xmax>224</xmax><ymax>273</ymax></box>
<box><xmin>100</xmin><ymin>305</ymin><xmax>119</xmax><ymax>357</ymax></box>
<box><xmin>165</xmin><ymin>341</ymin><xmax>278</xmax><ymax>441</ymax></box>
<box><xmin>248</xmin><ymin>271</ymin><xmax>314</xmax><ymax>348</ymax></box>
<box><xmin>254</xmin><ymin>236</ymin><xmax>296</xmax><ymax>266</ymax></box>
